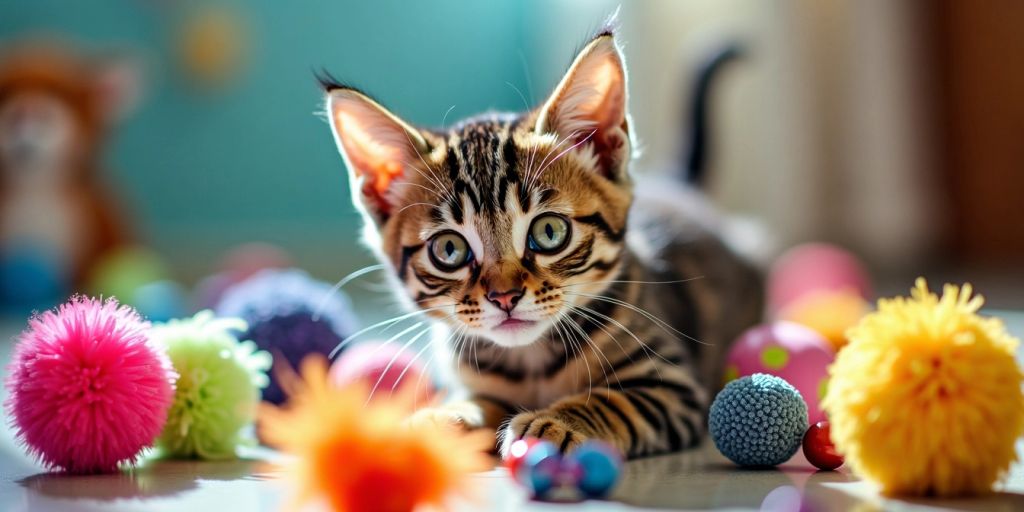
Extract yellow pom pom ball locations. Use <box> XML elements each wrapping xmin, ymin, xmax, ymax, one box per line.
<box><xmin>823</xmin><ymin>278</ymin><xmax>1024</xmax><ymax>497</ymax></box>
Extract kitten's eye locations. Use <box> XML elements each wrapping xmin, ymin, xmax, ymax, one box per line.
<box><xmin>528</xmin><ymin>214</ymin><xmax>571</xmax><ymax>253</ymax></box>
<box><xmin>428</xmin><ymin>231</ymin><xmax>472</xmax><ymax>271</ymax></box>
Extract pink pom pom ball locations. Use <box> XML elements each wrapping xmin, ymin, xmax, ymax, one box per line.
<box><xmin>724</xmin><ymin>322</ymin><xmax>834</xmax><ymax>424</ymax></box>
<box><xmin>767</xmin><ymin>243</ymin><xmax>871</xmax><ymax>314</ymax></box>
<box><xmin>4</xmin><ymin>297</ymin><xmax>177</xmax><ymax>473</ymax></box>
<box><xmin>329</xmin><ymin>340</ymin><xmax>434</xmax><ymax>402</ymax></box>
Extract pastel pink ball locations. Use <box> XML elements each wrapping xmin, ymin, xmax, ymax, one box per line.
<box><xmin>767</xmin><ymin>243</ymin><xmax>871</xmax><ymax>314</ymax></box>
<box><xmin>4</xmin><ymin>297</ymin><xmax>177</xmax><ymax>473</ymax></box>
<box><xmin>725</xmin><ymin>322</ymin><xmax>834</xmax><ymax>424</ymax></box>
<box><xmin>329</xmin><ymin>341</ymin><xmax>434</xmax><ymax>402</ymax></box>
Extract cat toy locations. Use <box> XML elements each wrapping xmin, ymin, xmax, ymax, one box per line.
<box><xmin>260</xmin><ymin>356</ymin><xmax>491</xmax><ymax>512</ymax></box>
<box><xmin>768</xmin><ymin>243</ymin><xmax>871</xmax><ymax>350</ymax></box>
<box><xmin>150</xmin><ymin>311</ymin><xmax>271</xmax><ymax>459</ymax></box>
<box><xmin>823</xmin><ymin>279</ymin><xmax>1024</xmax><ymax>497</ymax></box>
<box><xmin>88</xmin><ymin>247</ymin><xmax>186</xmax><ymax>322</ymax></box>
<box><xmin>724</xmin><ymin>322</ymin><xmax>833</xmax><ymax>423</ymax></box>
<box><xmin>709</xmin><ymin>373</ymin><xmax>809</xmax><ymax>467</ymax></box>
<box><xmin>215</xmin><ymin>268</ymin><xmax>356</xmax><ymax>404</ymax></box>
<box><xmin>506</xmin><ymin>438</ymin><xmax>623</xmax><ymax>500</ymax></box>
<box><xmin>4</xmin><ymin>297</ymin><xmax>176</xmax><ymax>473</ymax></box>
<box><xmin>802</xmin><ymin>420</ymin><xmax>844</xmax><ymax>471</ymax></box>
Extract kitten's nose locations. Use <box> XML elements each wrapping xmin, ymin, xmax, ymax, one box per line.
<box><xmin>486</xmin><ymin>288</ymin><xmax>524</xmax><ymax>313</ymax></box>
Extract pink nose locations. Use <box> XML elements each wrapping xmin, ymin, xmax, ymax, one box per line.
<box><xmin>486</xmin><ymin>288</ymin><xmax>524</xmax><ymax>313</ymax></box>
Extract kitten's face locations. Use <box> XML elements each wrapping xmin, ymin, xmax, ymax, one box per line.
<box><xmin>326</xmin><ymin>34</ymin><xmax>631</xmax><ymax>348</ymax></box>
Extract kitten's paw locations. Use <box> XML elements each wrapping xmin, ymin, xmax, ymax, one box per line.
<box><xmin>406</xmin><ymin>401</ymin><xmax>484</xmax><ymax>431</ymax></box>
<box><xmin>500</xmin><ymin>411</ymin><xmax>588</xmax><ymax>458</ymax></box>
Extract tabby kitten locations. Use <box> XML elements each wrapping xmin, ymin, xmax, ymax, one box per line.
<box><xmin>322</xmin><ymin>30</ymin><xmax>763</xmax><ymax>458</ymax></box>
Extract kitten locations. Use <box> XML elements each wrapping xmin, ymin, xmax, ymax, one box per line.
<box><xmin>321</xmin><ymin>30</ymin><xmax>763</xmax><ymax>458</ymax></box>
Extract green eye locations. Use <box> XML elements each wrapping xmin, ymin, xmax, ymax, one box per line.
<box><xmin>528</xmin><ymin>214</ymin><xmax>571</xmax><ymax>253</ymax></box>
<box><xmin>429</xmin><ymin>231</ymin><xmax>472</xmax><ymax>271</ymax></box>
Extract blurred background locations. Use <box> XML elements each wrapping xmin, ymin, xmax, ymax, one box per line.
<box><xmin>1</xmin><ymin>0</ymin><xmax>1022</xmax><ymax>319</ymax></box>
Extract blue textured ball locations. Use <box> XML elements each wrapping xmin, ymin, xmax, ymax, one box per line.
<box><xmin>709</xmin><ymin>373</ymin><xmax>809</xmax><ymax>467</ymax></box>
<box><xmin>215</xmin><ymin>268</ymin><xmax>358</xmax><ymax>404</ymax></box>
<box><xmin>569</xmin><ymin>440</ymin><xmax>623</xmax><ymax>497</ymax></box>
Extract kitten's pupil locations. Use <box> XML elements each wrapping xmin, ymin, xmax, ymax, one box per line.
<box><xmin>445</xmin><ymin>240</ymin><xmax>455</xmax><ymax>257</ymax></box>
<box><xmin>545</xmin><ymin>223</ymin><xmax>554</xmax><ymax>240</ymax></box>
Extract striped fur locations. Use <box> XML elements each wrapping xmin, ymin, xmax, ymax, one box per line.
<box><xmin>323</xmin><ymin>32</ymin><xmax>763</xmax><ymax>458</ymax></box>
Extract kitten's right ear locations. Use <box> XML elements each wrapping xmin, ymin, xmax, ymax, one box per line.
<box><xmin>325</xmin><ymin>86</ymin><xmax>429</xmax><ymax>225</ymax></box>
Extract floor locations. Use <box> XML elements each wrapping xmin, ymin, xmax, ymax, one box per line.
<box><xmin>1</xmin><ymin>312</ymin><xmax>1023</xmax><ymax>511</ymax></box>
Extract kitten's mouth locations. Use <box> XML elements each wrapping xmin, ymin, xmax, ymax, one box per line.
<box><xmin>494</xmin><ymin>318</ymin><xmax>536</xmax><ymax>332</ymax></box>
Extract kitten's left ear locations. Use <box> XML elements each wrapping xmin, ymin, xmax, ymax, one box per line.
<box><xmin>325</xmin><ymin>87</ymin><xmax>430</xmax><ymax>225</ymax></box>
<box><xmin>535</xmin><ymin>33</ymin><xmax>630</xmax><ymax>181</ymax></box>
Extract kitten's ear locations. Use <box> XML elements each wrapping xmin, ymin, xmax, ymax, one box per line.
<box><xmin>326</xmin><ymin>87</ymin><xmax>429</xmax><ymax>224</ymax></box>
<box><xmin>535</xmin><ymin>33</ymin><xmax>630</xmax><ymax>181</ymax></box>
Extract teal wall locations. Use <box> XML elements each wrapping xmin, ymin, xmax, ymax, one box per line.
<box><xmin>0</xmin><ymin>0</ymin><xmax>539</xmax><ymax>280</ymax></box>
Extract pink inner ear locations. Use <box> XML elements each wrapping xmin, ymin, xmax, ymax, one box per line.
<box><xmin>593</xmin><ymin>126</ymin><xmax>627</xmax><ymax>179</ymax></box>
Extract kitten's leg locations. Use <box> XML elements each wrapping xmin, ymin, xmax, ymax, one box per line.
<box><xmin>409</xmin><ymin>393</ymin><xmax>516</xmax><ymax>432</ymax></box>
<box><xmin>499</xmin><ymin>378</ymin><xmax>707</xmax><ymax>458</ymax></box>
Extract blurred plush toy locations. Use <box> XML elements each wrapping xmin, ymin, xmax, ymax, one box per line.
<box><xmin>260</xmin><ymin>356</ymin><xmax>491</xmax><ymax>512</ymax></box>
<box><xmin>725</xmin><ymin>322</ymin><xmax>833</xmax><ymax>423</ymax></box>
<box><xmin>0</xmin><ymin>40</ymin><xmax>140</xmax><ymax>304</ymax></box>
<box><xmin>823</xmin><ymin>279</ymin><xmax>1024</xmax><ymax>497</ymax></box>
<box><xmin>176</xmin><ymin>5</ymin><xmax>248</xmax><ymax>91</ymax></box>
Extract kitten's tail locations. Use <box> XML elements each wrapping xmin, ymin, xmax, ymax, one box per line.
<box><xmin>683</xmin><ymin>43</ymin><xmax>744</xmax><ymax>187</ymax></box>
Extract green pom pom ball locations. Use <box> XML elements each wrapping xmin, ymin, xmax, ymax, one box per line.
<box><xmin>151</xmin><ymin>311</ymin><xmax>271</xmax><ymax>459</ymax></box>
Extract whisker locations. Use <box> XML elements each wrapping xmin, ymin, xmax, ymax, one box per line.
<box><xmin>313</xmin><ymin>264</ymin><xmax>386</xmax><ymax>321</ymax></box>
<box><xmin>560</xmin><ymin>276</ymin><xmax>706</xmax><ymax>288</ymax></box>
<box><xmin>565</xmin><ymin>291</ymin><xmax>710</xmax><ymax>346</ymax></box>
<box><xmin>566</xmin><ymin>301</ymin><xmax>674</xmax><ymax>372</ymax></box>
<box><xmin>506</xmin><ymin>81</ymin><xmax>531</xmax><ymax>112</ymax></box>
<box><xmin>560</xmin><ymin>314</ymin><xmax>601</xmax><ymax>402</ymax></box>
<box><xmin>441</xmin><ymin>104</ymin><xmax>457</xmax><ymax>131</ymax></box>
<box><xmin>328</xmin><ymin>305</ymin><xmax>451</xmax><ymax>359</ymax></box>
<box><xmin>366</xmin><ymin>323</ymin><xmax>436</xmax><ymax>405</ymax></box>
<box><xmin>393</xmin><ymin>161</ymin><xmax>456</xmax><ymax>206</ymax></box>
<box><xmin>564</xmin><ymin>306</ymin><xmax>626</xmax><ymax>390</ymax></box>
<box><xmin>535</xmin><ymin>129</ymin><xmax>596</xmax><ymax>178</ymax></box>
<box><xmin>551</xmin><ymin>317</ymin><xmax>581</xmax><ymax>395</ymax></box>
<box><xmin>398</xmin><ymin>202</ymin><xmax>438</xmax><ymax>214</ymax></box>
<box><xmin>527</xmin><ymin>129</ymin><xmax>579</xmax><ymax>191</ymax></box>
<box><xmin>401</xmin><ymin>129</ymin><xmax>451</xmax><ymax>199</ymax></box>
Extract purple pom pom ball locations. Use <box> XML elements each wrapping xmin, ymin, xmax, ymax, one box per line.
<box><xmin>215</xmin><ymin>268</ymin><xmax>357</xmax><ymax>404</ymax></box>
